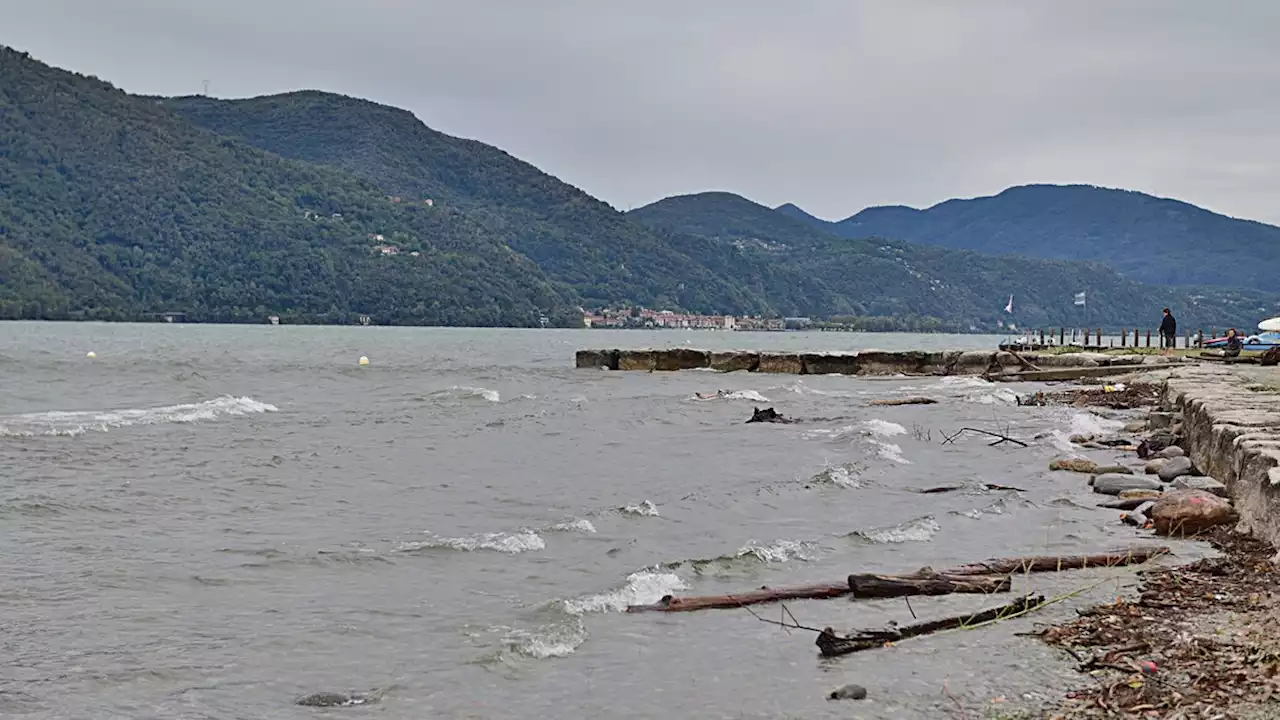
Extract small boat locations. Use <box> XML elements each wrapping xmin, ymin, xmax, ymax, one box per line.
<box><xmin>1204</xmin><ymin>330</ymin><xmax>1280</xmax><ymax>351</ymax></box>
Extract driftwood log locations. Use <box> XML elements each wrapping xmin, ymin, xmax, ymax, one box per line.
<box><xmin>815</xmin><ymin>593</ymin><xmax>1046</xmax><ymax>657</ymax></box>
<box><xmin>624</xmin><ymin>547</ymin><xmax>1170</xmax><ymax>613</ymax></box>
<box><xmin>848</xmin><ymin>572</ymin><xmax>1010</xmax><ymax>598</ymax></box>
<box><xmin>939</xmin><ymin>546</ymin><xmax>1169</xmax><ymax>576</ymax></box>
<box><xmin>913</xmin><ymin>483</ymin><xmax>1026</xmax><ymax>494</ymax></box>
<box><xmin>625</xmin><ymin>583</ymin><xmax>847</xmax><ymax>613</ymax></box>
<box><xmin>868</xmin><ymin>397</ymin><xmax>938</xmax><ymax>407</ymax></box>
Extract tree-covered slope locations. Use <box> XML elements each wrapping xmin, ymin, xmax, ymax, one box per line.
<box><xmin>0</xmin><ymin>46</ymin><xmax>580</xmax><ymax>326</ymax></box>
<box><xmin>162</xmin><ymin>92</ymin><xmax>764</xmax><ymax>314</ymax></box>
<box><xmin>827</xmin><ymin>184</ymin><xmax>1280</xmax><ymax>291</ymax></box>
<box><xmin>630</xmin><ymin>192</ymin><xmax>1280</xmax><ymax>330</ymax></box>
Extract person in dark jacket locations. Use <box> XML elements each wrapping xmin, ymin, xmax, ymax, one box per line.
<box><xmin>1223</xmin><ymin>328</ymin><xmax>1243</xmax><ymax>358</ymax></box>
<box><xmin>1159</xmin><ymin>308</ymin><xmax>1177</xmax><ymax>351</ymax></box>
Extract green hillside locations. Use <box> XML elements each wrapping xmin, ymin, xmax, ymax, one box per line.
<box><xmin>825</xmin><ymin>184</ymin><xmax>1280</xmax><ymax>291</ymax></box>
<box><xmin>0</xmin><ymin>46</ymin><xmax>580</xmax><ymax>326</ymax></box>
<box><xmin>629</xmin><ymin>192</ymin><xmax>1280</xmax><ymax>331</ymax></box>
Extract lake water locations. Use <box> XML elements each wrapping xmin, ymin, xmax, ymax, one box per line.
<box><xmin>0</xmin><ymin>324</ymin><xmax>1199</xmax><ymax>719</ymax></box>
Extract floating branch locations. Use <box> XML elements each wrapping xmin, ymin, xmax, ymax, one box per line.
<box><xmin>868</xmin><ymin>397</ymin><xmax>939</xmax><ymax>406</ymax></box>
<box><xmin>625</xmin><ymin>583</ymin><xmax>848</xmax><ymax>613</ymax></box>
<box><xmin>913</xmin><ymin>483</ymin><xmax>1027</xmax><ymax>494</ymax></box>
<box><xmin>942</xmin><ymin>425</ymin><xmax>1029</xmax><ymax>443</ymax></box>
<box><xmin>847</xmin><ymin>572</ymin><xmax>1011</xmax><ymax>599</ymax></box>
<box><xmin>815</xmin><ymin>593</ymin><xmax>1046</xmax><ymax>657</ymax></box>
<box><xmin>939</xmin><ymin>546</ymin><xmax>1170</xmax><ymax>577</ymax></box>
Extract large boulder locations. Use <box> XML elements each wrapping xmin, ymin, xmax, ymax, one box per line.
<box><xmin>1155</xmin><ymin>445</ymin><xmax>1186</xmax><ymax>459</ymax></box>
<box><xmin>1170</xmin><ymin>476</ymin><xmax>1228</xmax><ymax>498</ymax></box>
<box><xmin>1144</xmin><ymin>459</ymin><xmax>1166</xmax><ymax>475</ymax></box>
<box><xmin>1150</xmin><ymin>489</ymin><xmax>1239</xmax><ymax>537</ymax></box>
<box><xmin>1093</xmin><ymin>473</ymin><xmax>1163</xmax><ymax>495</ymax></box>
<box><xmin>1157</xmin><ymin>456</ymin><xmax>1195</xmax><ymax>482</ymax></box>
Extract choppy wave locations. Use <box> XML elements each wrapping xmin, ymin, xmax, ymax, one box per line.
<box><xmin>689</xmin><ymin>389</ymin><xmax>770</xmax><ymax>402</ymax></box>
<box><xmin>809</xmin><ymin>462</ymin><xmax>866</xmax><ymax>489</ymax></box>
<box><xmin>544</xmin><ymin>518</ymin><xmax>597</xmax><ymax>534</ymax></box>
<box><xmin>953</xmin><ymin>495</ymin><xmax>1032</xmax><ymax>519</ymax></box>
<box><xmin>395</xmin><ymin>531</ymin><xmax>545</xmax><ymax>555</ymax></box>
<box><xmin>0</xmin><ymin>396</ymin><xmax>277</xmax><ymax>437</ymax></box>
<box><xmin>862</xmin><ymin>419</ymin><xmax>908</xmax><ymax>437</ymax></box>
<box><xmin>964</xmin><ymin>388</ymin><xmax>1020</xmax><ymax>405</ymax></box>
<box><xmin>661</xmin><ymin>538</ymin><xmax>821</xmax><ymax>573</ymax></box>
<box><xmin>563</xmin><ymin>570</ymin><xmax>688</xmax><ymax>614</ymax></box>
<box><xmin>500</xmin><ymin>616</ymin><xmax>587</xmax><ymax>659</ymax></box>
<box><xmin>847</xmin><ymin>516</ymin><xmax>941</xmax><ymax>544</ymax></box>
<box><xmin>619</xmin><ymin>500</ymin><xmax>659</xmax><ymax>517</ymax></box>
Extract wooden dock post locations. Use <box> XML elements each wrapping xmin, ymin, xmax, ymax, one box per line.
<box><xmin>1145</xmin><ymin>329</ymin><xmax>1151</xmax><ymax>347</ymax></box>
<box><xmin>1095</xmin><ymin>328</ymin><xmax>1101</xmax><ymax>346</ymax></box>
<box><xmin>1058</xmin><ymin>327</ymin><xmax>1064</xmax><ymax>345</ymax></box>
<box><xmin>1121</xmin><ymin>328</ymin><xmax>1127</xmax><ymax>347</ymax></box>
<box><xmin>1039</xmin><ymin>328</ymin><xmax>1045</xmax><ymax>345</ymax></box>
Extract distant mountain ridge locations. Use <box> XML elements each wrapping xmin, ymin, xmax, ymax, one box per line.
<box><xmin>794</xmin><ymin>184</ymin><xmax>1280</xmax><ymax>291</ymax></box>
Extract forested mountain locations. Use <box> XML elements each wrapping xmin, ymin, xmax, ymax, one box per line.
<box><xmin>630</xmin><ymin>192</ymin><xmax>1280</xmax><ymax>330</ymax></box>
<box><xmin>164</xmin><ymin>90</ymin><xmax>1280</xmax><ymax>330</ymax></box>
<box><xmin>4</xmin><ymin>46</ymin><xmax>1276</xmax><ymax>331</ymax></box>
<box><xmin>818</xmin><ymin>184</ymin><xmax>1280</xmax><ymax>291</ymax></box>
<box><xmin>0</xmin><ymin>46</ymin><xmax>581</xmax><ymax>325</ymax></box>
<box><xmin>161</xmin><ymin>92</ymin><xmax>763</xmax><ymax>314</ymax></box>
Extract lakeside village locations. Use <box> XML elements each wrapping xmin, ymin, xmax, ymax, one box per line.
<box><xmin>583</xmin><ymin>307</ymin><xmax>791</xmax><ymax>331</ymax></box>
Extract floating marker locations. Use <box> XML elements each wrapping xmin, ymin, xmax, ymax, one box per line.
<box><xmin>358</xmin><ymin>356</ymin><xmax>369</xmax><ymax>366</ymax></box>
<box><xmin>86</xmin><ymin>351</ymin><xmax>97</xmax><ymax>359</ymax></box>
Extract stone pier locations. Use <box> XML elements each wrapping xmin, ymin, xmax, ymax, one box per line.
<box><xmin>575</xmin><ymin>348</ymin><xmax>1183</xmax><ymax>377</ymax></box>
<box><xmin>1160</xmin><ymin>365</ymin><xmax>1280</xmax><ymax>548</ymax></box>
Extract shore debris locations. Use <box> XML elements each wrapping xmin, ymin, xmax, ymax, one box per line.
<box><xmin>816</xmin><ymin>593</ymin><xmax>1045</xmax><ymax>657</ymax></box>
<box><xmin>625</xmin><ymin>548</ymin><xmax>1169</xmax><ymax>613</ymax></box>
<box><xmin>912</xmin><ymin>482</ymin><xmax>1027</xmax><ymax>494</ymax></box>
<box><xmin>847</xmin><ymin>571</ymin><xmax>1011</xmax><ymax>599</ymax></box>
<box><xmin>941</xmin><ymin>427</ymin><xmax>1029</xmax><ymax>447</ymax></box>
<box><xmin>1039</xmin><ymin>529</ymin><xmax>1280</xmax><ymax>718</ymax></box>
<box><xmin>1020</xmin><ymin>383</ymin><xmax>1162</xmax><ymax>409</ymax></box>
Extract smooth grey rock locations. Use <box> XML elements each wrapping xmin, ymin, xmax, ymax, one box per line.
<box><xmin>1157</xmin><ymin>456</ymin><xmax>1194</xmax><ymax>482</ymax></box>
<box><xmin>1155</xmin><ymin>445</ymin><xmax>1186</xmax><ymax>459</ymax></box>
<box><xmin>1170</xmin><ymin>476</ymin><xmax>1228</xmax><ymax>498</ymax></box>
<box><xmin>1091</xmin><ymin>464</ymin><xmax>1132</xmax><ymax>476</ymax></box>
<box><xmin>1123</xmin><ymin>420</ymin><xmax>1148</xmax><ymax>433</ymax></box>
<box><xmin>1093</xmin><ymin>473</ymin><xmax>1164</xmax><ymax>495</ymax></box>
<box><xmin>828</xmin><ymin>684</ymin><xmax>868</xmax><ymax>701</ymax></box>
<box><xmin>1147</xmin><ymin>412</ymin><xmax>1175</xmax><ymax>430</ymax></box>
<box><xmin>1144</xmin><ymin>459</ymin><xmax>1166</xmax><ymax>475</ymax></box>
<box><xmin>296</xmin><ymin>692</ymin><xmax>367</xmax><ymax>708</ymax></box>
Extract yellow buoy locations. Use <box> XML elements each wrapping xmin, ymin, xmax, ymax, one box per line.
<box><xmin>358</xmin><ymin>356</ymin><xmax>369</xmax><ymax>366</ymax></box>
<box><xmin>86</xmin><ymin>351</ymin><xmax>97</xmax><ymax>359</ymax></box>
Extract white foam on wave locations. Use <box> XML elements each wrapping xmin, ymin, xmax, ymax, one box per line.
<box><xmin>1067</xmin><ymin>411</ymin><xmax>1124</xmax><ymax>437</ymax></box>
<box><xmin>619</xmin><ymin>500</ymin><xmax>659</xmax><ymax>517</ymax></box>
<box><xmin>455</xmin><ymin>386</ymin><xmax>501</xmax><ymax>403</ymax></box>
<box><xmin>395</xmin><ymin>530</ymin><xmax>545</xmax><ymax>555</ymax></box>
<box><xmin>735</xmin><ymin>538</ymin><xmax>821</xmax><ymax>563</ymax></box>
<box><xmin>809</xmin><ymin>463</ymin><xmax>865</xmax><ymax>488</ymax></box>
<box><xmin>863</xmin><ymin>419</ymin><xmax>907</xmax><ymax>437</ymax></box>
<box><xmin>964</xmin><ymin>388</ymin><xmax>1020</xmax><ymax>405</ymax></box>
<box><xmin>874</xmin><ymin>441</ymin><xmax>911</xmax><ymax>464</ymax></box>
<box><xmin>939</xmin><ymin>376</ymin><xmax>993</xmax><ymax>389</ymax></box>
<box><xmin>0</xmin><ymin>396</ymin><xmax>277</xmax><ymax>437</ymax></box>
<box><xmin>563</xmin><ymin>569</ymin><xmax>688</xmax><ymax>615</ymax></box>
<box><xmin>545</xmin><ymin>518</ymin><xmax>597</xmax><ymax>534</ymax></box>
<box><xmin>848</xmin><ymin>516</ymin><xmax>941</xmax><ymax>544</ymax></box>
<box><xmin>723</xmin><ymin>390</ymin><xmax>769</xmax><ymax>402</ymax></box>
<box><xmin>501</xmin><ymin>616</ymin><xmax>587</xmax><ymax>659</ymax></box>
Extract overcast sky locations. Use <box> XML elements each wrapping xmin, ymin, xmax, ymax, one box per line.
<box><xmin>5</xmin><ymin>0</ymin><xmax>1280</xmax><ymax>222</ymax></box>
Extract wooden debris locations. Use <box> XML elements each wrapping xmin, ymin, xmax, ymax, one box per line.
<box><xmin>625</xmin><ymin>583</ymin><xmax>848</xmax><ymax>613</ymax></box>
<box><xmin>815</xmin><ymin>593</ymin><xmax>1046</xmax><ymax>657</ymax></box>
<box><xmin>941</xmin><ymin>427</ymin><xmax>1029</xmax><ymax>448</ymax></box>
<box><xmin>939</xmin><ymin>546</ymin><xmax>1170</xmax><ymax>576</ymax></box>
<box><xmin>868</xmin><ymin>396</ymin><xmax>938</xmax><ymax>406</ymax></box>
<box><xmin>848</xmin><ymin>572</ymin><xmax>1010</xmax><ymax>598</ymax></box>
<box><xmin>913</xmin><ymin>483</ymin><xmax>1026</xmax><ymax>494</ymax></box>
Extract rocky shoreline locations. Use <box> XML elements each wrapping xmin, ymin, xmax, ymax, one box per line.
<box><xmin>1028</xmin><ymin>364</ymin><xmax>1280</xmax><ymax>718</ymax></box>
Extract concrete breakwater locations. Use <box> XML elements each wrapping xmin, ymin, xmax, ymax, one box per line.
<box><xmin>1161</xmin><ymin>365</ymin><xmax>1280</xmax><ymax>548</ymax></box>
<box><xmin>576</xmin><ymin>347</ymin><xmax>1183</xmax><ymax>376</ymax></box>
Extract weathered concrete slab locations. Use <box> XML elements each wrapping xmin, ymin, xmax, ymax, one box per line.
<box><xmin>710</xmin><ymin>351</ymin><xmax>759</xmax><ymax>372</ymax></box>
<box><xmin>617</xmin><ymin>349</ymin><xmax>657</xmax><ymax>372</ymax></box>
<box><xmin>756</xmin><ymin>353</ymin><xmax>803</xmax><ymax>374</ymax></box>
<box><xmin>1161</xmin><ymin>365</ymin><xmax>1280</xmax><ymax>546</ymax></box>
<box><xmin>654</xmin><ymin>348</ymin><xmax>710</xmax><ymax>371</ymax></box>
<box><xmin>801</xmin><ymin>353</ymin><xmax>860</xmax><ymax>375</ymax></box>
<box><xmin>575</xmin><ymin>349</ymin><xmax>619</xmax><ymax>370</ymax></box>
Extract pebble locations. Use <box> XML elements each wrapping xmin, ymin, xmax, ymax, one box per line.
<box><xmin>828</xmin><ymin>683</ymin><xmax>868</xmax><ymax>701</ymax></box>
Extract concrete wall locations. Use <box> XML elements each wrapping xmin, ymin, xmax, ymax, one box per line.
<box><xmin>1162</xmin><ymin>365</ymin><xmax>1280</xmax><ymax>548</ymax></box>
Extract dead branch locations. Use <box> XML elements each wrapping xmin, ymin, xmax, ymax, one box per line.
<box><xmin>625</xmin><ymin>583</ymin><xmax>848</xmax><ymax>613</ymax></box>
<box><xmin>868</xmin><ymin>396</ymin><xmax>939</xmax><ymax>406</ymax></box>
<box><xmin>848</xmin><ymin>572</ymin><xmax>1011</xmax><ymax>598</ymax></box>
<box><xmin>913</xmin><ymin>483</ymin><xmax>1027</xmax><ymax>494</ymax></box>
<box><xmin>940</xmin><ymin>427</ymin><xmax>1029</xmax><ymax>448</ymax></box>
<box><xmin>816</xmin><ymin>593</ymin><xmax>1046</xmax><ymax>657</ymax></box>
<box><xmin>940</xmin><ymin>546</ymin><xmax>1171</xmax><ymax>576</ymax></box>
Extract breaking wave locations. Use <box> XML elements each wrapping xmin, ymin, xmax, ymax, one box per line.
<box><xmin>0</xmin><ymin>396</ymin><xmax>277</xmax><ymax>437</ymax></box>
<box><xmin>862</xmin><ymin>419</ymin><xmax>908</xmax><ymax>437</ymax></box>
<box><xmin>544</xmin><ymin>518</ymin><xmax>597</xmax><ymax>534</ymax></box>
<box><xmin>847</xmin><ymin>516</ymin><xmax>941</xmax><ymax>544</ymax></box>
<box><xmin>809</xmin><ymin>462</ymin><xmax>866</xmax><ymax>489</ymax></box>
<box><xmin>661</xmin><ymin>538</ymin><xmax>821</xmax><ymax>573</ymax></box>
<box><xmin>964</xmin><ymin>388</ymin><xmax>1020</xmax><ymax>405</ymax></box>
<box><xmin>500</xmin><ymin>616</ymin><xmax>587</xmax><ymax>659</ymax></box>
<box><xmin>619</xmin><ymin>500</ymin><xmax>659</xmax><ymax>517</ymax></box>
<box><xmin>395</xmin><ymin>531</ymin><xmax>545</xmax><ymax>555</ymax></box>
<box><xmin>562</xmin><ymin>570</ymin><xmax>688</xmax><ymax>615</ymax></box>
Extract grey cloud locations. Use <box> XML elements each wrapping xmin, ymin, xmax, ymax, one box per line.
<box><xmin>4</xmin><ymin>0</ymin><xmax>1280</xmax><ymax>222</ymax></box>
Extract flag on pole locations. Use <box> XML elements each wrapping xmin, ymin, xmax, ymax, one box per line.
<box><xmin>1004</xmin><ymin>294</ymin><xmax>1014</xmax><ymax>313</ymax></box>
<box><xmin>1073</xmin><ymin>291</ymin><xmax>1087</xmax><ymax>306</ymax></box>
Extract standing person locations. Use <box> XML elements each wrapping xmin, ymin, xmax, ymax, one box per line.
<box><xmin>1159</xmin><ymin>308</ymin><xmax>1177</xmax><ymax>353</ymax></box>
